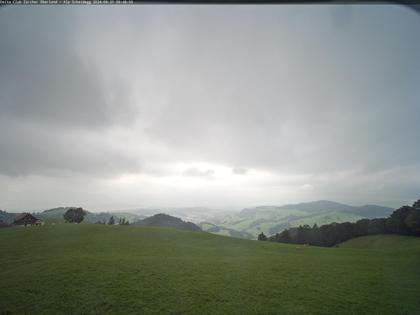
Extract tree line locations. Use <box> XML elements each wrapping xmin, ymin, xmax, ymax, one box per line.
<box><xmin>258</xmin><ymin>199</ymin><xmax>420</xmax><ymax>247</ymax></box>
<box><xmin>63</xmin><ymin>208</ymin><xmax>129</xmax><ymax>225</ymax></box>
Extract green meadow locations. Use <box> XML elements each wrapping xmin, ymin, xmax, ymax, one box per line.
<box><xmin>1</xmin><ymin>225</ymin><xmax>419</xmax><ymax>315</ymax></box>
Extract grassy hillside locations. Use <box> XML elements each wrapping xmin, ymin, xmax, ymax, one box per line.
<box><xmin>339</xmin><ymin>234</ymin><xmax>420</xmax><ymax>250</ymax></box>
<box><xmin>0</xmin><ymin>225</ymin><xmax>419</xmax><ymax>314</ymax></box>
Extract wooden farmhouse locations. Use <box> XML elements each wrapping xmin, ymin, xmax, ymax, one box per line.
<box><xmin>13</xmin><ymin>213</ymin><xmax>43</xmax><ymax>226</ymax></box>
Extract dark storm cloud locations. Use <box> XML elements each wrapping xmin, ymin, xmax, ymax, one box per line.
<box><xmin>0</xmin><ymin>7</ymin><xmax>139</xmax><ymax>176</ymax></box>
<box><xmin>0</xmin><ymin>7</ymin><xmax>137</xmax><ymax>129</ymax></box>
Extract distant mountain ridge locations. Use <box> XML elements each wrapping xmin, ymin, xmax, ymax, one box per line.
<box><xmin>276</xmin><ymin>200</ymin><xmax>394</xmax><ymax>218</ymax></box>
<box><xmin>239</xmin><ymin>200</ymin><xmax>393</xmax><ymax>218</ymax></box>
<box><xmin>134</xmin><ymin>213</ymin><xmax>201</xmax><ymax>232</ymax></box>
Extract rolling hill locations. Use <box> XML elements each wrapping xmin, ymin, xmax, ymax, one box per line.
<box><xmin>207</xmin><ymin>200</ymin><xmax>394</xmax><ymax>238</ymax></box>
<box><xmin>0</xmin><ymin>225</ymin><xmax>419</xmax><ymax>314</ymax></box>
<box><xmin>134</xmin><ymin>213</ymin><xmax>201</xmax><ymax>231</ymax></box>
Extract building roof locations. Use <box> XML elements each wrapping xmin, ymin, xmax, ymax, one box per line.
<box><xmin>13</xmin><ymin>213</ymin><xmax>41</xmax><ymax>224</ymax></box>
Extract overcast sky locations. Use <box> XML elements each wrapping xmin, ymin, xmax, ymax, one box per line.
<box><xmin>0</xmin><ymin>4</ymin><xmax>419</xmax><ymax>211</ymax></box>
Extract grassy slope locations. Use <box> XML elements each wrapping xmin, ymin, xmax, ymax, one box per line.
<box><xmin>0</xmin><ymin>226</ymin><xmax>419</xmax><ymax>315</ymax></box>
<box><xmin>339</xmin><ymin>234</ymin><xmax>420</xmax><ymax>250</ymax></box>
<box><xmin>199</xmin><ymin>222</ymin><xmax>253</xmax><ymax>239</ymax></box>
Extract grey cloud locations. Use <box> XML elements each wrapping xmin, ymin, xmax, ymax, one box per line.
<box><xmin>0</xmin><ymin>117</ymin><xmax>141</xmax><ymax>177</ymax></box>
<box><xmin>0</xmin><ymin>7</ymin><xmax>139</xmax><ymax>177</ymax></box>
<box><xmin>0</xmin><ymin>7</ymin><xmax>137</xmax><ymax>129</ymax></box>
<box><xmin>232</xmin><ymin>168</ymin><xmax>248</xmax><ymax>175</ymax></box>
<box><xmin>135</xmin><ymin>5</ymin><xmax>420</xmax><ymax>176</ymax></box>
<box><xmin>0</xmin><ymin>5</ymin><xmax>419</xmax><ymax>208</ymax></box>
<box><xmin>183</xmin><ymin>168</ymin><xmax>215</xmax><ymax>178</ymax></box>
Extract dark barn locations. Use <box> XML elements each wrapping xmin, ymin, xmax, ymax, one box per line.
<box><xmin>13</xmin><ymin>213</ymin><xmax>42</xmax><ymax>226</ymax></box>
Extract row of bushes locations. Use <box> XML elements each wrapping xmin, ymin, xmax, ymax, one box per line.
<box><xmin>258</xmin><ymin>199</ymin><xmax>420</xmax><ymax>247</ymax></box>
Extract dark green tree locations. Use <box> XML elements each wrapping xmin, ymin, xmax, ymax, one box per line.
<box><xmin>412</xmin><ymin>199</ymin><xmax>420</xmax><ymax>210</ymax></box>
<box><xmin>405</xmin><ymin>208</ymin><xmax>420</xmax><ymax>236</ymax></box>
<box><xmin>387</xmin><ymin>206</ymin><xmax>412</xmax><ymax>234</ymax></box>
<box><xmin>275</xmin><ymin>229</ymin><xmax>292</xmax><ymax>243</ymax></box>
<box><xmin>257</xmin><ymin>232</ymin><xmax>267</xmax><ymax>241</ymax></box>
<box><xmin>354</xmin><ymin>219</ymin><xmax>370</xmax><ymax>236</ymax></box>
<box><xmin>108</xmin><ymin>216</ymin><xmax>115</xmax><ymax>225</ymax></box>
<box><xmin>63</xmin><ymin>207</ymin><xmax>86</xmax><ymax>223</ymax></box>
<box><xmin>296</xmin><ymin>225</ymin><xmax>312</xmax><ymax>244</ymax></box>
<box><xmin>368</xmin><ymin>218</ymin><xmax>387</xmax><ymax>234</ymax></box>
<box><xmin>118</xmin><ymin>217</ymin><xmax>129</xmax><ymax>225</ymax></box>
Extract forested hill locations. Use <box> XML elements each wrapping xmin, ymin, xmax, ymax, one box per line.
<box><xmin>265</xmin><ymin>199</ymin><xmax>420</xmax><ymax>247</ymax></box>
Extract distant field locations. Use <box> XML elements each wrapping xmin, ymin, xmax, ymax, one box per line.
<box><xmin>1</xmin><ymin>225</ymin><xmax>419</xmax><ymax>314</ymax></box>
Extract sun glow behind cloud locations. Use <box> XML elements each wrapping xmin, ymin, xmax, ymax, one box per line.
<box><xmin>105</xmin><ymin>161</ymin><xmax>318</xmax><ymax>209</ymax></box>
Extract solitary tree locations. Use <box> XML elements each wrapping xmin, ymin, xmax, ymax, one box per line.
<box><xmin>63</xmin><ymin>207</ymin><xmax>86</xmax><ymax>223</ymax></box>
<box><xmin>257</xmin><ymin>232</ymin><xmax>267</xmax><ymax>241</ymax></box>
<box><xmin>108</xmin><ymin>216</ymin><xmax>115</xmax><ymax>225</ymax></box>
